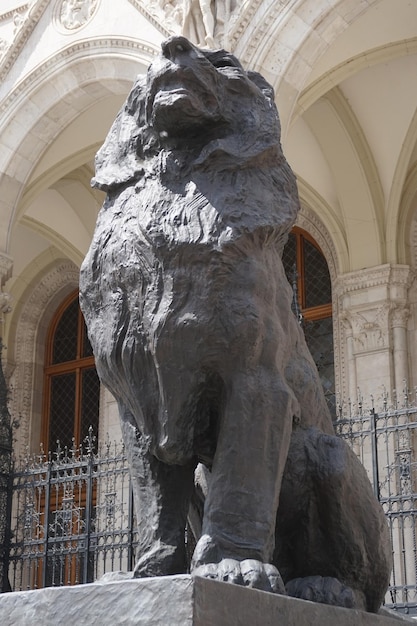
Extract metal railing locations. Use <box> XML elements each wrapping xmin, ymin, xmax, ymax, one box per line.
<box><xmin>7</xmin><ymin>431</ymin><xmax>137</xmax><ymax>590</ymax></box>
<box><xmin>5</xmin><ymin>392</ymin><xmax>417</xmax><ymax>615</ymax></box>
<box><xmin>335</xmin><ymin>389</ymin><xmax>417</xmax><ymax>615</ymax></box>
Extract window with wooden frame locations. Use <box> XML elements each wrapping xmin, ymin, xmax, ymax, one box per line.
<box><xmin>34</xmin><ymin>291</ymin><xmax>100</xmax><ymax>587</ymax></box>
<box><xmin>283</xmin><ymin>227</ymin><xmax>335</xmax><ymax>416</ymax></box>
<box><xmin>42</xmin><ymin>290</ymin><xmax>100</xmax><ymax>452</ymax></box>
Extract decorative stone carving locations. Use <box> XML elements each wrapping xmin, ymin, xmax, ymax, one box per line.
<box><xmin>137</xmin><ymin>0</ymin><xmax>238</xmax><ymax>48</ymax></box>
<box><xmin>0</xmin><ymin>39</ymin><xmax>9</xmax><ymax>57</ymax></box>
<box><xmin>181</xmin><ymin>0</ymin><xmax>237</xmax><ymax>48</ymax></box>
<box><xmin>80</xmin><ymin>37</ymin><xmax>391</xmax><ymax>612</ymax></box>
<box><xmin>335</xmin><ymin>264</ymin><xmax>411</xmax><ymax>298</ymax></box>
<box><xmin>336</xmin><ymin>265</ymin><xmax>413</xmax><ymax>400</ymax></box>
<box><xmin>0</xmin><ymin>36</ymin><xmax>156</xmax><ymax>102</ymax></box>
<box><xmin>0</xmin><ymin>6</ymin><xmax>30</xmax><ymax>59</ymax></box>
<box><xmin>348</xmin><ymin>306</ymin><xmax>392</xmax><ymax>354</ymax></box>
<box><xmin>182</xmin><ymin>0</ymin><xmax>216</xmax><ymax>47</ymax></box>
<box><xmin>391</xmin><ymin>305</ymin><xmax>410</xmax><ymax>328</ymax></box>
<box><xmin>154</xmin><ymin>0</ymin><xmax>183</xmax><ymax>34</ymax></box>
<box><xmin>0</xmin><ymin>292</ymin><xmax>12</xmax><ymax>316</ymax></box>
<box><xmin>0</xmin><ymin>0</ymin><xmax>49</xmax><ymax>82</ymax></box>
<box><xmin>0</xmin><ymin>292</ymin><xmax>12</xmax><ymax>348</ymax></box>
<box><xmin>58</xmin><ymin>0</ymin><xmax>98</xmax><ymax>31</ymax></box>
<box><xmin>0</xmin><ymin>253</ymin><xmax>13</xmax><ymax>287</ymax></box>
<box><xmin>13</xmin><ymin>12</ymin><xmax>24</xmax><ymax>34</ymax></box>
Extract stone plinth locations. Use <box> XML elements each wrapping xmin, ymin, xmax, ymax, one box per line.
<box><xmin>0</xmin><ymin>575</ymin><xmax>412</xmax><ymax>626</ymax></box>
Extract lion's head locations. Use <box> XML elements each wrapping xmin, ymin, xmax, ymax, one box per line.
<box><xmin>92</xmin><ymin>36</ymin><xmax>285</xmax><ymax>192</ymax></box>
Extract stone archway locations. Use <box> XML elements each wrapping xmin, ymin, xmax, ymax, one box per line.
<box><xmin>8</xmin><ymin>257</ymin><xmax>79</xmax><ymax>457</ymax></box>
<box><xmin>0</xmin><ymin>39</ymin><xmax>156</xmax><ymax>255</ymax></box>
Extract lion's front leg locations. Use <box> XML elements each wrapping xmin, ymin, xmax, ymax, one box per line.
<box><xmin>120</xmin><ymin>406</ymin><xmax>196</xmax><ymax>577</ymax></box>
<box><xmin>191</xmin><ymin>369</ymin><xmax>295</xmax><ymax>594</ymax></box>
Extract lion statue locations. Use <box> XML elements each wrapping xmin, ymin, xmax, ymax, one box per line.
<box><xmin>80</xmin><ymin>36</ymin><xmax>391</xmax><ymax>612</ymax></box>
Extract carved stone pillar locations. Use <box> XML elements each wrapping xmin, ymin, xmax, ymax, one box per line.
<box><xmin>334</xmin><ymin>265</ymin><xmax>412</xmax><ymax>402</ymax></box>
<box><xmin>340</xmin><ymin>314</ymin><xmax>357</xmax><ymax>401</ymax></box>
<box><xmin>0</xmin><ymin>253</ymin><xmax>13</xmax><ymax>338</ymax></box>
<box><xmin>0</xmin><ymin>254</ymin><xmax>12</xmax><ymax>289</ymax></box>
<box><xmin>391</xmin><ymin>306</ymin><xmax>410</xmax><ymax>391</ymax></box>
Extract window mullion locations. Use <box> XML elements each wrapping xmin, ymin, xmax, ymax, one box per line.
<box><xmin>74</xmin><ymin>367</ymin><xmax>82</xmax><ymax>449</ymax></box>
<box><xmin>76</xmin><ymin>306</ymin><xmax>84</xmax><ymax>360</ymax></box>
<box><xmin>42</xmin><ymin>374</ymin><xmax>52</xmax><ymax>450</ymax></box>
<box><xmin>296</xmin><ymin>232</ymin><xmax>305</xmax><ymax>310</ymax></box>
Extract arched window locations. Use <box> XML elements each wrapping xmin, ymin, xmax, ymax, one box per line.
<box><xmin>42</xmin><ymin>291</ymin><xmax>100</xmax><ymax>451</ymax></box>
<box><xmin>283</xmin><ymin>227</ymin><xmax>335</xmax><ymax>415</ymax></box>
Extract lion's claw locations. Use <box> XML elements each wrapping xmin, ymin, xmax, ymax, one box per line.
<box><xmin>192</xmin><ymin>557</ymin><xmax>285</xmax><ymax>594</ymax></box>
<box><xmin>286</xmin><ymin>576</ymin><xmax>364</xmax><ymax>610</ymax></box>
<box><xmin>217</xmin><ymin>558</ymin><xmax>244</xmax><ymax>585</ymax></box>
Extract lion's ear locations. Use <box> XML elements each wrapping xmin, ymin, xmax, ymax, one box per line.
<box><xmin>91</xmin><ymin>75</ymin><xmax>147</xmax><ymax>192</ymax></box>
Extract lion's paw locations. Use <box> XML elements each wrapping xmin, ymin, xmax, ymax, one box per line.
<box><xmin>191</xmin><ymin>534</ymin><xmax>285</xmax><ymax>593</ymax></box>
<box><xmin>286</xmin><ymin>576</ymin><xmax>363</xmax><ymax>609</ymax></box>
<box><xmin>192</xmin><ymin>558</ymin><xmax>285</xmax><ymax>594</ymax></box>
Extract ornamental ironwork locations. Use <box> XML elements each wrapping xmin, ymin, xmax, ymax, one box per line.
<box><xmin>5</xmin><ymin>390</ymin><xmax>417</xmax><ymax>616</ymax></box>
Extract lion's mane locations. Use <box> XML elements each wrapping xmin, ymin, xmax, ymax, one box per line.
<box><xmin>80</xmin><ymin>41</ymin><xmax>301</xmax><ymax>462</ymax></box>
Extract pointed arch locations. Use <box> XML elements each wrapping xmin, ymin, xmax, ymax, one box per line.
<box><xmin>296</xmin><ymin>39</ymin><xmax>417</xmax><ymax>121</ymax></box>
<box><xmin>296</xmin><ymin>178</ymin><xmax>347</xmax><ymax>276</ymax></box>
<box><xmin>7</xmin><ymin>256</ymin><xmax>79</xmax><ymax>456</ymax></box>
<box><xmin>231</xmin><ymin>0</ymin><xmax>381</xmax><ymax>134</ymax></box>
<box><xmin>387</xmin><ymin>109</ymin><xmax>417</xmax><ymax>264</ymax></box>
<box><xmin>302</xmin><ymin>89</ymin><xmax>384</xmax><ymax>270</ymax></box>
<box><xmin>0</xmin><ymin>38</ymin><xmax>158</xmax><ymax>253</ymax></box>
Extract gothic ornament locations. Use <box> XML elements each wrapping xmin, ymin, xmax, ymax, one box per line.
<box><xmin>138</xmin><ymin>0</ymin><xmax>238</xmax><ymax>48</ymax></box>
<box><xmin>58</xmin><ymin>0</ymin><xmax>98</xmax><ymax>31</ymax></box>
<box><xmin>0</xmin><ymin>40</ymin><xmax>9</xmax><ymax>57</ymax></box>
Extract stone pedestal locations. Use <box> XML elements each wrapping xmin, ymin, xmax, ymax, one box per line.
<box><xmin>0</xmin><ymin>575</ymin><xmax>413</xmax><ymax>626</ymax></box>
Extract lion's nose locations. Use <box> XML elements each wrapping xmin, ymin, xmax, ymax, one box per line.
<box><xmin>161</xmin><ymin>36</ymin><xmax>196</xmax><ymax>62</ymax></box>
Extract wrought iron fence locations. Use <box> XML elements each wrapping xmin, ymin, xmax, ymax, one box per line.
<box><xmin>0</xmin><ymin>341</ymin><xmax>13</xmax><ymax>593</ymax></box>
<box><xmin>7</xmin><ymin>430</ymin><xmax>137</xmax><ymax>590</ymax></box>
<box><xmin>335</xmin><ymin>389</ymin><xmax>417</xmax><ymax>616</ymax></box>
<box><xmin>5</xmin><ymin>392</ymin><xmax>417</xmax><ymax>616</ymax></box>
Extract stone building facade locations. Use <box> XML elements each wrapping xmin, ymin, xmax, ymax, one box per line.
<box><xmin>0</xmin><ymin>0</ymin><xmax>416</xmax><ymax>459</ymax></box>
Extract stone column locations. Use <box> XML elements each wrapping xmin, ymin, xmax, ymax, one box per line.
<box><xmin>0</xmin><ymin>253</ymin><xmax>13</xmax><ymax>334</ymax></box>
<box><xmin>0</xmin><ymin>253</ymin><xmax>12</xmax><ymax>288</ymax></box>
<box><xmin>334</xmin><ymin>265</ymin><xmax>412</xmax><ymax>403</ymax></box>
<box><xmin>340</xmin><ymin>315</ymin><xmax>357</xmax><ymax>402</ymax></box>
<box><xmin>391</xmin><ymin>306</ymin><xmax>410</xmax><ymax>392</ymax></box>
